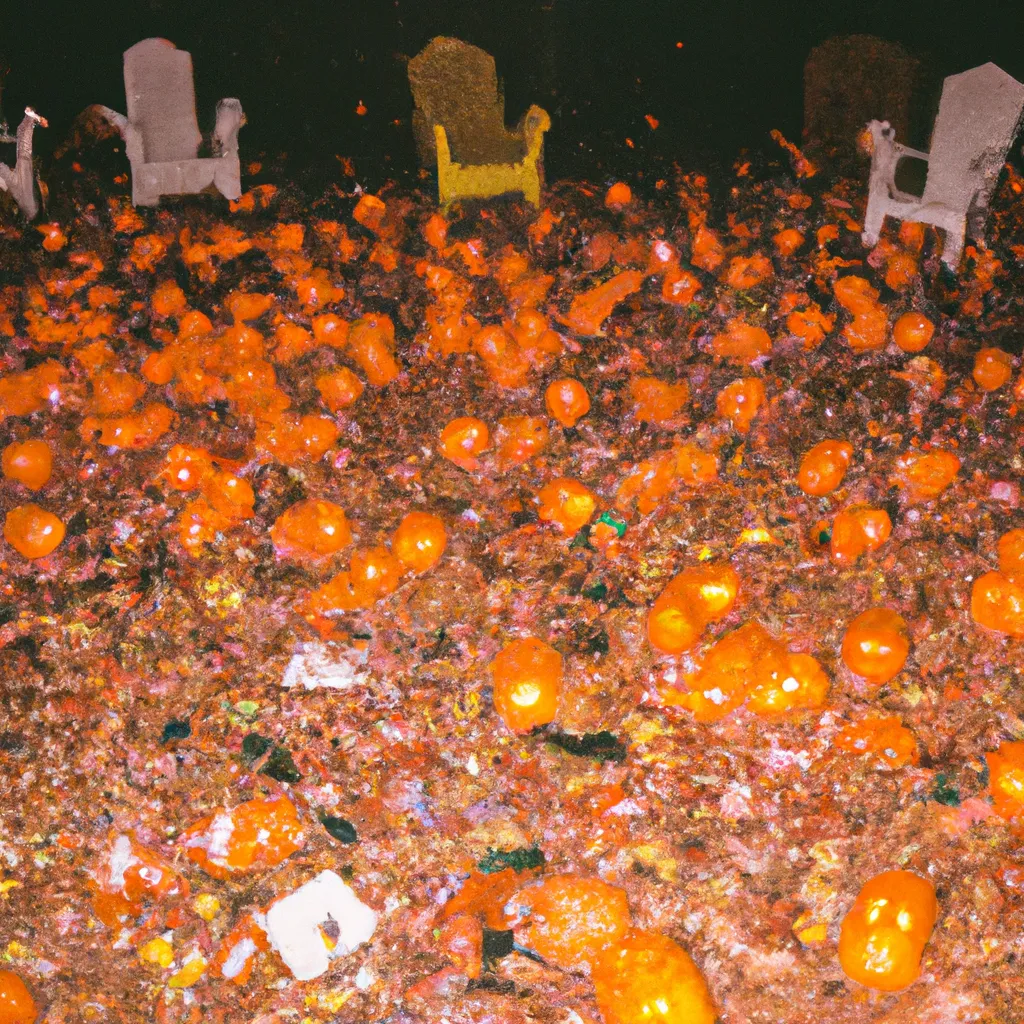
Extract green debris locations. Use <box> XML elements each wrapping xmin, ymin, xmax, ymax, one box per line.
<box><xmin>582</xmin><ymin>581</ymin><xmax>608</xmax><ymax>601</ymax></box>
<box><xmin>570</xmin><ymin>525</ymin><xmax>593</xmax><ymax>549</ymax></box>
<box><xmin>477</xmin><ymin>845</ymin><xmax>545</xmax><ymax>875</ymax></box>
<box><xmin>161</xmin><ymin>719</ymin><xmax>191</xmax><ymax>743</ymax></box>
<box><xmin>320</xmin><ymin>815</ymin><xmax>358</xmax><ymax>843</ymax></box>
<box><xmin>595</xmin><ymin>511</ymin><xmax>627</xmax><ymax>537</ymax></box>
<box><xmin>482</xmin><ymin>929</ymin><xmax>515</xmax><ymax>961</ymax></box>
<box><xmin>817</xmin><ymin>528</ymin><xmax>832</xmax><ymax>544</ymax></box>
<box><xmin>240</xmin><ymin>734</ymin><xmax>301</xmax><ymax>784</ymax></box>
<box><xmin>931</xmin><ymin>773</ymin><xmax>960</xmax><ymax>806</ymax></box>
<box><xmin>547</xmin><ymin>730</ymin><xmax>627</xmax><ymax>762</ymax></box>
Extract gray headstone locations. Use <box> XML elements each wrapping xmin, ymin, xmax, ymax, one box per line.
<box><xmin>408</xmin><ymin>36</ymin><xmax>524</xmax><ymax>166</ymax></box>
<box><xmin>804</xmin><ymin>35</ymin><xmax>922</xmax><ymax>169</ymax></box>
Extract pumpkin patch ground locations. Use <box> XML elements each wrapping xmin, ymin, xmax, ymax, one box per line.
<box><xmin>2</xmin><ymin>143</ymin><xmax>1024</xmax><ymax>1023</ymax></box>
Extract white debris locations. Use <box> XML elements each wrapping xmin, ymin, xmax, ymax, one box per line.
<box><xmin>220</xmin><ymin>937</ymin><xmax>257</xmax><ymax>980</ymax></box>
<box><xmin>205</xmin><ymin>813</ymin><xmax>236</xmax><ymax>859</ymax></box>
<box><xmin>106</xmin><ymin>835</ymin><xmax>136</xmax><ymax>890</ymax></box>
<box><xmin>280</xmin><ymin>643</ymin><xmax>368</xmax><ymax>691</ymax></box>
<box><xmin>263</xmin><ymin>871</ymin><xmax>378</xmax><ymax>981</ymax></box>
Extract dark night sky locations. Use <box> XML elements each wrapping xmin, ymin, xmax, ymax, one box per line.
<box><xmin>3</xmin><ymin>0</ymin><xmax>1023</xmax><ymax>182</ymax></box>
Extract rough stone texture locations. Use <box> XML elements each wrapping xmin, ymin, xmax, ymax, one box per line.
<box><xmin>803</xmin><ymin>35</ymin><xmax>922</xmax><ymax>170</ymax></box>
<box><xmin>408</xmin><ymin>36</ymin><xmax>525</xmax><ymax>166</ymax></box>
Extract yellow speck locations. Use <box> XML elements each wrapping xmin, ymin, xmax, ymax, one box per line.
<box><xmin>452</xmin><ymin>691</ymin><xmax>480</xmax><ymax>721</ymax></box>
<box><xmin>5</xmin><ymin>941</ymin><xmax>29</xmax><ymax>959</ymax></box>
<box><xmin>192</xmin><ymin>893</ymin><xmax>220</xmax><ymax>921</ymax></box>
<box><xmin>795</xmin><ymin>921</ymin><xmax>828</xmax><ymax>947</ymax></box>
<box><xmin>629</xmin><ymin>842</ymin><xmax>678</xmax><ymax>881</ymax></box>
<box><xmin>899</xmin><ymin>682</ymin><xmax>924</xmax><ymax>707</ymax></box>
<box><xmin>168</xmin><ymin>955</ymin><xmax>207</xmax><ymax>988</ymax></box>
<box><xmin>737</xmin><ymin>527</ymin><xmax>777</xmax><ymax>546</ymax></box>
<box><xmin>625</xmin><ymin>717</ymin><xmax>671</xmax><ymax>745</ymax></box>
<box><xmin>0</xmin><ymin>880</ymin><xmax>20</xmax><ymax>895</ymax></box>
<box><xmin>317</xmin><ymin>989</ymin><xmax>354</xmax><ymax>1011</ymax></box>
<box><xmin>139</xmin><ymin>937</ymin><xmax>174</xmax><ymax>968</ymax></box>
<box><xmin>697</xmin><ymin>546</ymin><xmax>713</xmax><ymax>561</ymax></box>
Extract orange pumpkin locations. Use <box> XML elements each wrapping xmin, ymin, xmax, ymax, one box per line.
<box><xmin>841</xmin><ymin>607</ymin><xmax>910</xmax><ymax>684</ymax></box>
<box><xmin>2</xmin><ymin>439</ymin><xmax>53</xmax><ymax>490</ymax></box>
<box><xmin>892</xmin><ymin>312</ymin><xmax>934</xmax><ymax>353</ymax></box>
<box><xmin>838</xmin><ymin>870</ymin><xmax>937</xmax><ymax>991</ymax></box>
<box><xmin>392</xmin><ymin>512</ymin><xmax>447</xmax><ymax>573</ymax></box>
<box><xmin>490</xmin><ymin>637</ymin><xmax>563</xmax><ymax>733</ymax></box>
<box><xmin>798</xmin><ymin>440</ymin><xmax>853</xmax><ymax>496</ymax></box>
<box><xmin>4</xmin><ymin>503</ymin><xmax>66</xmax><ymax>559</ymax></box>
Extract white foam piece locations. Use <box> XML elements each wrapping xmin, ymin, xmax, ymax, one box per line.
<box><xmin>280</xmin><ymin>643</ymin><xmax>368</xmax><ymax>691</ymax></box>
<box><xmin>263</xmin><ymin>870</ymin><xmax>377</xmax><ymax>981</ymax></box>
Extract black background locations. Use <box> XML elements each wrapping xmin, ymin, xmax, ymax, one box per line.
<box><xmin>3</xmin><ymin>0</ymin><xmax>1022</xmax><ymax>181</ymax></box>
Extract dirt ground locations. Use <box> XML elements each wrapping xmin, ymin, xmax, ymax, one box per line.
<box><xmin>1</xmin><ymin>142</ymin><xmax>1023</xmax><ymax>1022</ymax></box>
